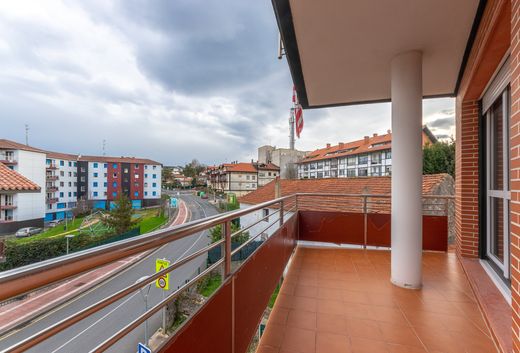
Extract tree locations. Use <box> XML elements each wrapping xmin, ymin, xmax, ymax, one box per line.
<box><xmin>183</xmin><ymin>159</ymin><xmax>206</xmax><ymax>178</ymax></box>
<box><xmin>210</xmin><ymin>222</ymin><xmax>249</xmax><ymax>244</ymax></box>
<box><xmin>423</xmin><ymin>140</ymin><xmax>455</xmax><ymax>178</ymax></box>
<box><xmin>103</xmin><ymin>195</ymin><xmax>137</xmax><ymax>234</ymax></box>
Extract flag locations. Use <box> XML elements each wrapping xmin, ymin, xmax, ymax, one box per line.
<box><xmin>295</xmin><ymin>105</ymin><xmax>304</xmax><ymax>138</ymax></box>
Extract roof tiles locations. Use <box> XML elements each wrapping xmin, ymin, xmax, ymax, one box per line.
<box><xmin>0</xmin><ymin>163</ymin><xmax>41</xmax><ymax>192</ymax></box>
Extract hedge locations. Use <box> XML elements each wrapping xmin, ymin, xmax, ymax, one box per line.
<box><xmin>0</xmin><ymin>227</ymin><xmax>140</xmax><ymax>271</ymax></box>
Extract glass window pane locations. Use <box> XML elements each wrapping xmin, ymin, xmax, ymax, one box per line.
<box><xmin>491</xmin><ymin>98</ymin><xmax>504</xmax><ymax>190</ymax></box>
<box><xmin>490</xmin><ymin>197</ymin><xmax>505</xmax><ymax>264</ymax></box>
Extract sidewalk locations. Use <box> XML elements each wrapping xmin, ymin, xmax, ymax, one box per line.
<box><xmin>0</xmin><ymin>200</ymin><xmax>189</xmax><ymax>334</ymax></box>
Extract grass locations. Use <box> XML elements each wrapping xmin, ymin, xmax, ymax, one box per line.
<box><xmin>198</xmin><ymin>273</ymin><xmax>222</xmax><ymax>297</ymax></box>
<box><xmin>268</xmin><ymin>283</ymin><xmax>281</xmax><ymax>309</ymax></box>
<box><xmin>138</xmin><ymin>214</ymin><xmax>168</xmax><ymax>234</ymax></box>
<box><xmin>14</xmin><ymin>217</ymin><xmax>85</xmax><ymax>244</ymax></box>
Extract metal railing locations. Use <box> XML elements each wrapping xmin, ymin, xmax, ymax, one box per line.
<box><xmin>0</xmin><ymin>194</ymin><xmax>297</xmax><ymax>353</ymax></box>
<box><xmin>0</xmin><ymin>192</ymin><xmax>450</xmax><ymax>352</ymax></box>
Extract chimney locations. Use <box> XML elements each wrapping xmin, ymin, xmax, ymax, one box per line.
<box><xmin>364</xmin><ymin>136</ymin><xmax>369</xmax><ymax>144</ymax></box>
<box><xmin>326</xmin><ymin>143</ymin><xmax>331</xmax><ymax>148</ymax></box>
<box><xmin>274</xmin><ymin>176</ymin><xmax>281</xmax><ymax>199</ymax></box>
<box><xmin>339</xmin><ymin>142</ymin><xmax>344</xmax><ymax>148</ymax></box>
<box><xmin>373</xmin><ymin>133</ymin><xmax>378</xmax><ymax>137</ymax></box>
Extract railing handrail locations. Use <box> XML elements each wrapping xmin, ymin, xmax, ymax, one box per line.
<box><xmin>0</xmin><ymin>194</ymin><xmax>294</xmax><ymax>302</ymax></box>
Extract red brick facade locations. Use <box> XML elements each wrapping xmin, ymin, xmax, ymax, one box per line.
<box><xmin>455</xmin><ymin>99</ymin><xmax>480</xmax><ymax>258</ymax></box>
<box><xmin>512</xmin><ymin>0</ymin><xmax>520</xmax><ymax>349</ymax></box>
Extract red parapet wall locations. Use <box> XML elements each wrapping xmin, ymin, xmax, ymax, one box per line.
<box><xmin>160</xmin><ymin>214</ymin><xmax>298</xmax><ymax>353</ymax></box>
<box><xmin>299</xmin><ymin>211</ymin><xmax>448</xmax><ymax>252</ymax></box>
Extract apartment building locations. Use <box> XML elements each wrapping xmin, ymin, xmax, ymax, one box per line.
<box><xmin>297</xmin><ymin>127</ymin><xmax>436</xmax><ymax>179</ymax></box>
<box><xmin>0</xmin><ymin>139</ymin><xmax>162</xmax><ymax>226</ymax></box>
<box><xmin>257</xmin><ymin>145</ymin><xmax>308</xmax><ymax>179</ymax></box>
<box><xmin>0</xmin><ymin>140</ymin><xmax>46</xmax><ymax>234</ymax></box>
<box><xmin>207</xmin><ymin>162</ymin><xmax>280</xmax><ymax>196</ymax></box>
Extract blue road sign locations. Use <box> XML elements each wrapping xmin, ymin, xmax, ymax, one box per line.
<box><xmin>138</xmin><ymin>342</ymin><xmax>151</xmax><ymax>353</ymax></box>
<box><xmin>170</xmin><ymin>197</ymin><xmax>178</xmax><ymax>208</ymax></box>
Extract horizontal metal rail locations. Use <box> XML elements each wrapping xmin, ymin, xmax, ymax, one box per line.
<box><xmin>0</xmin><ymin>195</ymin><xmax>294</xmax><ymax>302</ymax></box>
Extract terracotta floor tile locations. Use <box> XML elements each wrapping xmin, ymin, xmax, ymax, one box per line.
<box><xmin>317</xmin><ymin>313</ymin><xmax>348</xmax><ymax>335</ymax></box>
<box><xmin>286</xmin><ymin>309</ymin><xmax>317</xmax><ymax>330</ymax></box>
<box><xmin>281</xmin><ymin>327</ymin><xmax>316</xmax><ymax>353</ymax></box>
<box><xmin>350</xmin><ymin>337</ymin><xmax>390</xmax><ymax>353</ymax></box>
<box><xmin>316</xmin><ymin>332</ymin><xmax>351</xmax><ymax>353</ymax></box>
<box><xmin>260</xmin><ymin>248</ymin><xmax>497</xmax><ymax>353</ymax></box>
<box><xmin>346</xmin><ymin>318</ymin><xmax>382</xmax><ymax>340</ymax></box>
<box><xmin>377</xmin><ymin>322</ymin><xmax>422</xmax><ymax>347</ymax></box>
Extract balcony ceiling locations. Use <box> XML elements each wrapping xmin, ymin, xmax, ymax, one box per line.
<box><xmin>273</xmin><ymin>0</ymin><xmax>482</xmax><ymax>108</ymax></box>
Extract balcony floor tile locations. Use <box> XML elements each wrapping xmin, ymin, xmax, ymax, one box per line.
<box><xmin>259</xmin><ymin>247</ymin><xmax>498</xmax><ymax>353</ymax></box>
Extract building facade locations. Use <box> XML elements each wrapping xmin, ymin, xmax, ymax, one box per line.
<box><xmin>258</xmin><ymin>145</ymin><xmax>308</xmax><ymax>179</ymax></box>
<box><xmin>297</xmin><ymin>128</ymin><xmax>436</xmax><ymax>179</ymax></box>
<box><xmin>0</xmin><ymin>139</ymin><xmax>162</xmax><ymax>227</ymax></box>
<box><xmin>207</xmin><ymin>162</ymin><xmax>280</xmax><ymax>197</ymax></box>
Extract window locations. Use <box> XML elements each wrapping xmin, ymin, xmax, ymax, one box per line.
<box><xmin>252</xmin><ymin>183</ymin><xmax>256</xmax><ymax>188</ymax></box>
<box><xmin>339</xmin><ymin>169</ymin><xmax>345</xmax><ymax>176</ymax></box>
<box><xmin>68</xmin><ymin>161</ymin><xmax>72</xmax><ymax>167</ymax></box>
<box><xmin>371</xmin><ymin>152</ymin><xmax>381</xmax><ymax>164</ymax></box>
<box><xmin>153</xmin><ymin>165</ymin><xmax>157</xmax><ymax>170</ymax></box>
<box><xmin>112</xmin><ymin>182</ymin><xmax>117</xmax><ymax>188</ymax></box>
<box><xmin>358</xmin><ymin>168</ymin><xmax>368</xmax><ymax>177</ymax></box>
<box><xmin>152</xmin><ymin>191</ymin><xmax>157</xmax><ymax>196</ymax></box>
<box><xmin>384</xmin><ymin>166</ymin><xmax>392</xmax><ymax>176</ymax></box>
<box><xmin>135</xmin><ymin>164</ymin><xmax>139</xmax><ymax>169</ymax></box>
<box><xmin>324</xmin><ymin>170</ymin><xmax>330</xmax><ymax>177</ymax></box>
<box><xmin>134</xmin><ymin>174</ymin><xmax>139</xmax><ymax>179</ymax></box>
<box><xmin>386</xmin><ymin>151</ymin><xmax>392</xmax><ymax>159</ymax></box>
<box><xmin>80</xmin><ymin>186</ymin><xmax>85</xmax><ymax>192</ymax></box>
<box><xmin>317</xmin><ymin>172</ymin><xmax>323</xmax><ymax>178</ymax></box>
<box><xmin>144</xmin><ymin>182</ymin><xmax>148</xmax><ymax>187</ymax></box>
<box><xmin>68</xmin><ymin>182</ymin><xmax>72</xmax><ymax>187</ymax></box>
<box><xmin>93</xmin><ymin>182</ymin><xmax>98</xmax><ymax>187</ymax></box>
<box><xmin>347</xmin><ymin>156</ymin><xmax>356</xmax><ymax>166</ymax></box>
<box><xmin>113</xmin><ymin>173</ymin><xmax>117</xmax><ymax>178</ymax></box>
<box><xmin>113</xmin><ymin>163</ymin><xmax>117</xmax><ymax>169</ymax></box>
<box><xmin>358</xmin><ymin>154</ymin><xmax>368</xmax><ymax>164</ymax></box>
<box><xmin>60</xmin><ymin>182</ymin><xmax>64</xmax><ymax>187</ymax></box>
<box><xmin>74</xmin><ymin>162</ymin><xmax>77</xmax><ymax>167</ymax></box>
<box><xmin>112</xmin><ymin>192</ymin><xmax>117</xmax><ymax>197</ymax></box>
<box><xmin>325</xmin><ymin>160</ymin><xmax>330</xmax><ymax>167</ymax></box>
<box><xmin>104</xmin><ymin>182</ymin><xmax>107</xmax><ymax>187</ymax></box>
<box><xmin>246</xmin><ymin>175</ymin><xmax>250</xmax><ymax>180</ymax></box>
<box><xmin>68</xmin><ymin>192</ymin><xmax>72</xmax><ymax>197</ymax></box>
<box><xmin>93</xmin><ymin>162</ymin><xmax>98</xmax><ymax>168</ymax></box>
<box><xmin>252</xmin><ymin>175</ymin><xmax>256</xmax><ymax>180</ymax></box>
<box><xmin>152</xmin><ymin>183</ymin><xmax>157</xmax><ymax>187</ymax></box>
<box><xmin>123</xmin><ymin>168</ymin><xmax>129</xmax><ymax>173</ymax></box>
<box><xmin>370</xmin><ymin>166</ymin><xmax>381</xmax><ymax>176</ymax></box>
<box><xmin>310</xmin><ymin>164</ymin><xmax>316</xmax><ymax>170</ymax></box>
<box><xmin>81</xmin><ymin>167</ymin><xmax>86</xmax><ymax>172</ymax></box>
<box><xmin>73</xmin><ymin>192</ymin><xmax>77</xmax><ymax>196</ymax></box>
<box><xmin>134</xmin><ymin>191</ymin><xmax>139</xmax><ymax>197</ymax></box>
<box><xmin>144</xmin><ymin>174</ymin><xmax>148</xmax><ymax>178</ymax></box>
<box><xmin>145</xmin><ymin>165</ymin><xmax>148</xmax><ymax>170</ymax></box>
<box><xmin>317</xmin><ymin>162</ymin><xmax>323</xmax><ymax>169</ymax></box>
<box><xmin>145</xmin><ymin>191</ymin><xmax>148</xmax><ymax>196</ymax></box>
<box><xmin>68</xmin><ymin>171</ymin><xmax>72</xmax><ymax>177</ymax></box>
<box><xmin>262</xmin><ymin>209</ymin><xmax>269</xmax><ymax>222</ymax></box>
<box><xmin>93</xmin><ymin>172</ymin><xmax>98</xmax><ymax>177</ymax></box>
<box><xmin>152</xmin><ymin>174</ymin><xmax>157</xmax><ymax>179</ymax></box>
<box><xmin>60</xmin><ymin>160</ymin><xmax>64</xmax><ymax>166</ymax></box>
<box><xmin>59</xmin><ymin>192</ymin><xmax>64</xmax><ymax>197</ymax></box>
<box><xmin>93</xmin><ymin>191</ymin><xmax>98</xmax><ymax>197</ymax></box>
<box><xmin>73</xmin><ymin>172</ymin><xmax>77</xmax><ymax>177</ymax></box>
<box><xmin>80</xmin><ymin>177</ymin><xmax>85</xmax><ymax>182</ymax></box>
<box><xmin>60</xmin><ymin>171</ymin><xmax>65</xmax><ymax>176</ymax></box>
<box><xmin>104</xmin><ymin>163</ymin><xmax>107</xmax><ymax>168</ymax></box>
<box><xmin>347</xmin><ymin>169</ymin><xmax>356</xmax><ymax>177</ymax></box>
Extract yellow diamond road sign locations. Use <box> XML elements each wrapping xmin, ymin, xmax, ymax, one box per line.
<box><xmin>155</xmin><ymin>258</ymin><xmax>170</xmax><ymax>290</ymax></box>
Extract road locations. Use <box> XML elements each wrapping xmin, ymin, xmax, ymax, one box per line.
<box><xmin>0</xmin><ymin>192</ymin><xmax>219</xmax><ymax>353</ymax></box>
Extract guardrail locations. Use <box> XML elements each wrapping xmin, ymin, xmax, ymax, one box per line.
<box><xmin>0</xmin><ymin>192</ymin><xmax>451</xmax><ymax>352</ymax></box>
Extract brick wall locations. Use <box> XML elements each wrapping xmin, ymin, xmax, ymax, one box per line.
<box><xmin>511</xmin><ymin>0</ymin><xmax>520</xmax><ymax>350</ymax></box>
<box><xmin>455</xmin><ymin>100</ymin><xmax>480</xmax><ymax>258</ymax></box>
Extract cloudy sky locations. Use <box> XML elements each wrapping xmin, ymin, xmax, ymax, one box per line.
<box><xmin>0</xmin><ymin>0</ymin><xmax>455</xmax><ymax>166</ymax></box>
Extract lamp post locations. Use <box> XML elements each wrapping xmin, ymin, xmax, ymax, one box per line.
<box><xmin>65</xmin><ymin>234</ymin><xmax>75</xmax><ymax>255</ymax></box>
<box><xmin>136</xmin><ymin>276</ymin><xmax>152</xmax><ymax>344</ymax></box>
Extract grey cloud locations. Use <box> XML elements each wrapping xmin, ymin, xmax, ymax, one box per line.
<box><xmin>429</xmin><ymin>117</ymin><xmax>454</xmax><ymax>129</ymax></box>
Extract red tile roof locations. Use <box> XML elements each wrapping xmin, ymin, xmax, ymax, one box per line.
<box><xmin>0</xmin><ymin>163</ymin><xmax>41</xmax><ymax>192</ymax></box>
<box><xmin>255</xmin><ymin>162</ymin><xmax>280</xmax><ymax>171</ymax></box>
<box><xmin>299</xmin><ymin>126</ymin><xmax>436</xmax><ymax>163</ymax></box>
<box><xmin>238</xmin><ymin>174</ymin><xmax>451</xmax><ymax>206</ymax></box>
<box><xmin>77</xmin><ymin>155</ymin><xmax>161</xmax><ymax>165</ymax></box>
<box><xmin>224</xmin><ymin>162</ymin><xmax>258</xmax><ymax>173</ymax></box>
<box><xmin>0</xmin><ymin>139</ymin><xmax>46</xmax><ymax>154</ymax></box>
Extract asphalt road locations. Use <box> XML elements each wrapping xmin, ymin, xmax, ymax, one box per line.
<box><xmin>0</xmin><ymin>192</ymin><xmax>218</xmax><ymax>353</ymax></box>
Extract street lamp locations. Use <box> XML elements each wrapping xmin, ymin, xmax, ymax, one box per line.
<box><xmin>136</xmin><ymin>276</ymin><xmax>152</xmax><ymax>344</ymax></box>
<box><xmin>65</xmin><ymin>234</ymin><xmax>75</xmax><ymax>255</ymax></box>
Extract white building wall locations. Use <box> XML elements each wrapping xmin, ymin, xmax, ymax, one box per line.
<box><xmin>15</xmin><ymin>150</ymin><xmax>46</xmax><ymax>221</ymax></box>
<box><xmin>88</xmin><ymin>161</ymin><xmax>108</xmax><ymax>200</ymax></box>
<box><xmin>143</xmin><ymin>164</ymin><xmax>162</xmax><ymax>199</ymax></box>
<box><xmin>239</xmin><ymin>203</ymin><xmax>295</xmax><ymax>240</ymax></box>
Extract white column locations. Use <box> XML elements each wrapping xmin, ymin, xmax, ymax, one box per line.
<box><xmin>390</xmin><ymin>51</ymin><xmax>423</xmax><ymax>289</ymax></box>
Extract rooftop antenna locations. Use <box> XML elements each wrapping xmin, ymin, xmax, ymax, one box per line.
<box><xmin>25</xmin><ymin>124</ymin><xmax>29</xmax><ymax>145</ymax></box>
<box><xmin>102</xmin><ymin>139</ymin><xmax>107</xmax><ymax>156</ymax></box>
<box><xmin>289</xmin><ymin>108</ymin><xmax>295</xmax><ymax>150</ymax></box>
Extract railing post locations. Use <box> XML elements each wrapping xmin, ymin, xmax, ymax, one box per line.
<box><xmin>279</xmin><ymin>200</ymin><xmax>284</xmax><ymax>227</ymax></box>
<box><xmin>295</xmin><ymin>194</ymin><xmax>299</xmax><ymax>212</ymax></box>
<box><xmin>363</xmin><ymin>195</ymin><xmax>367</xmax><ymax>249</ymax></box>
<box><xmin>224</xmin><ymin>220</ymin><xmax>232</xmax><ymax>277</ymax></box>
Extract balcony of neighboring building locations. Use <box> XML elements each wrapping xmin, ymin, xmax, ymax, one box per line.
<box><xmin>46</xmin><ymin>175</ymin><xmax>59</xmax><ymax>181</ymax></box>
<box><xmin>0</xmin><ymin>151</ymin><xmax>16</xmax><ymax>166</ymax></box>
<box><xmin>0</xmin><ymin>203</ymin><xmax>16</xmax><ymax>210</ymax></box>
<box><xmin>46</xmin><ymin>163</ymin><xmax>58</xmax><ymax>170</ymax></box>
<box><xmin>46</xmin><ymin>197</ymin><xmax>58</xmax><ymax>204</ymax></box>
<box><xmin>47</xmin><ymin>186</ymin><xmax>59</xmax><ymax>193</ymax></box>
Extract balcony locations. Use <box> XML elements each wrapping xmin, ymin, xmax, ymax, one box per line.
<box><xmin>0</xmin><ymin>193</ymin><xmax>499</xmax><ymax>353</ymax></box>
<box><xmin>46</xmin><ymin>197</ymin><xmax>58</xmax><ymax>204</ymax></box>
<box><xmin>0</xmin><ymin>204</ymin><xmax>16</xmax><ymax>210</ymax></box>
<box><xmin>46</xmin><ymin>175</ymin><xmax>59</xmax><ymax>181</ymax></box>
<box><xmin>46</xmin><ymin>164</ymin><xmax>58</xmax><ymax>170</ymax></box>
<box><xmin>47</xmin><ymin>186</ymin><xmax>59</xmax><ymax>192</ymax></box>
<box><xmin>0</xmin><ymin>158</ymin><xmax>16</xmax><ymax>165</ymax></box>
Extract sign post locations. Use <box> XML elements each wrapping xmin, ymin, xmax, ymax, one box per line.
<box><xmin>156</xmin><ymin>258</ymin><xmax>170</xmax><ymax>332</ymax></box>
<box><xmin>137</xmin><ymin>342</ymin><xmax>151</xmax><ymax>353</ymax></box>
